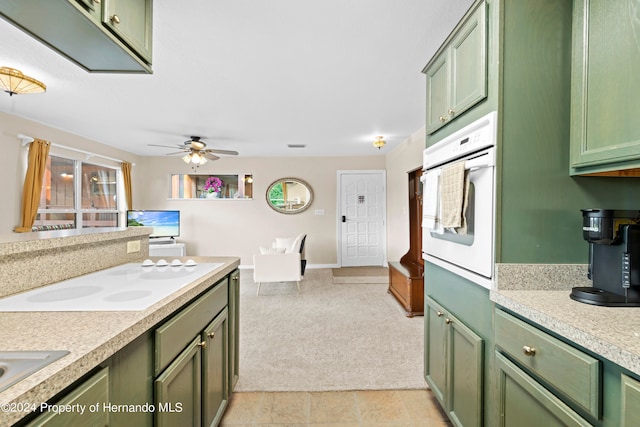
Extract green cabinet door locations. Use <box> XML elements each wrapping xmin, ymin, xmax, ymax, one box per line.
<box><xmin>103</xmin><ymin>0</ymin><xmax>153</xmax><ymax>63</ymax></box>
<box><xmin>496</xmin><ymin>352</ymin><xmax>591</xmax><ymax>427</ymax></box>
<box><xmin>621</xmin><ymin>374</ymin><xmax>640</xmax><ymax>427</ymax></box>
<box><xmin>155</xmin><ymin>337</ymin><xmax>202</xmax><ymax>427</ymax></box>
<box><xmin>27</xmin><ymin>368</ymin><xmax>109</xmax><ymax>427</ymax></box>
<box><xmin>425</xmin><ymin>296</ymin><xmax>483</xmax><ymax>427</ymax></box>
<box><xmin>228</xmin><ymin>270</ymin><xmax>240</xmax><ymax>391</ymax></box>
<box><xmin>449</xmin><ymin>1</ymin><xmax>487</xmax><ymax>122</ymax></box>
<box><xmin>424</xmin><ymin>0</ymin><xmax>487</xmax><ymax>135</ymax></box>
<box><xmin>203</xmin><ymin>308</ymin><xmax>229</xmax><ymax>427</ymax></box>
<box><xmin>447</xmin><ymin>313</ymin><xmax>483</xmax><ymax>427</ymax></box>
<box><xmin>425</xmin><ymin>297</ymin><xmax>447</xmax><ymax>406</ymax></box>
<box><xmin>425</xmin><ymin>54</ymin><xmax>450</xmax><ymax>134</ymax></box>
<box><xmin>570</xmin><ymin>0</ymin><xmax>640</xmax><ymax>173</ymax></box>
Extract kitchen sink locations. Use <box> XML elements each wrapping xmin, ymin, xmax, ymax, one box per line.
<box><xmin>0</xmin><ymin>350</ymin><xmax>69</xmax><ymax>393</ymax></box>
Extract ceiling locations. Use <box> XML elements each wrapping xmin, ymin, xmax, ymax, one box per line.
<box><xmin>0</xmin><ymin>0</ymin><xmax>473</xmax><ymax>158</ymax></box>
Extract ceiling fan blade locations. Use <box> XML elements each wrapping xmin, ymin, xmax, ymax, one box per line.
<box><xmin>148</xmin><ymin>144</ymin><xmax>184</xmax><ymax>149</ymax></box>
<box><xmin>203</xmin><ymin>153</ymin><xmax>220</xmax><ymax>161</ymax></box>
<box><xmin>205</xmin><ymin>148</ymin><xmax>239</xmax><ymax>156</ymax></box>
<box><xmin>164</xmin><ymin>151</ymin><xmax>188</xmax><ymax>155</ymax></box>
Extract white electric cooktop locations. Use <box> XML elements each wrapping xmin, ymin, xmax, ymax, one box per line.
<box><xmin>0</xmin><ymin>261</ymin><xmax>224</xmax><ymax>312</ymax></box>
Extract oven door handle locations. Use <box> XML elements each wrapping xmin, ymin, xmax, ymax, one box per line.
<box><xmin>424</xmin><ymin>147</ymin><xmax>495</xmax><ymax>173</ymax></box>
<box><xmin>465</xmin><ymin>148</ymin><xmax>495</xmax><ymax>171</ymax></box>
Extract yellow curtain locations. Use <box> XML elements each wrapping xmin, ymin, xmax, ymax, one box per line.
<box><xmin>121</xmin><ymin>161</ymin><xmax>133</xmax><ymax>210</ymax></box>
<box><xmin>15</xmin><ymin>138</ymin><xmax>51</xmax><ymax>232</ymax></box>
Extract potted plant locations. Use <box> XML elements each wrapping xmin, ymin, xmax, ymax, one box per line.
<box><xmin>203</xmin><ymin>176</ymin><xmax>223</xmax><ymax>198</ymax></box>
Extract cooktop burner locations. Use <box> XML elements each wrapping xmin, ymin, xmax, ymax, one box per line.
<box><xmin>570</xmin><ymin>286</ymin><xmax>640</xmax><ymax>307</ymax></box>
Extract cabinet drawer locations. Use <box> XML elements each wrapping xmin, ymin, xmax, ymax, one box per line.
<box><xmin>495</xmin><ymin>352</ymin><xmax>592</xmax><ymax>427</ymax></box>
<box><xmin>155</xmin><ymin>278</ymin><xmax>228</xmax><ymax>375</ymax></box>
<box><xmin>494</xmin><ymin>310</ymin><xmax>600</xmax><ymax>418</ymax></box>
<box><xmin>27</xmin><ymin>367</ymin><xmax>109</xmax><ymax>427</ymax></box>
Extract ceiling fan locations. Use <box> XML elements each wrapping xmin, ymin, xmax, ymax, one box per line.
<box><xmin>149</xmin><ymin>136</ymin><xmax>238</xmax><ymax>168</ymax></box>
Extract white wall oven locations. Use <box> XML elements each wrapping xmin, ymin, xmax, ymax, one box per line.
<box><xmin>422</xmin><ymin>112</ymin><xmax>497</xmax><ymax>289</ymax></box>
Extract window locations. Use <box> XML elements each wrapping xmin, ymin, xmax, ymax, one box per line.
<box><xmin>34</xmin><ymin>155</ymin><xmax>121</xmax><ymax>229</ymax></box>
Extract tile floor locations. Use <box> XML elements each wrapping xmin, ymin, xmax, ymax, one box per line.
<box><xmin>220</xmin><ymin>389</ymin><xmax>451</xmax><ymax>426</ymax></box>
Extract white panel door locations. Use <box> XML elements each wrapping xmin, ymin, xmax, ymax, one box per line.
<box><xmin>339</xmin><ymin>171</ymin><xmax>386</xmax><ymax>267</ymax></box>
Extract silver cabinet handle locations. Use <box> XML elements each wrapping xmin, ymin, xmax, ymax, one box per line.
<box><xmin>522</xmin><ymin>345</ymin><xmax>536</xmax><ymax>357</ymax></box>
<box><xmin>110</xmin><ymin>14</ymin><xmax>120</xmax><ymax>24</ymax></box>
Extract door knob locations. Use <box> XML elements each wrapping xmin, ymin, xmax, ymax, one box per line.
<box><xmin>342</xmin><ymin>215</ymin><xmax>346</xmax><ymax>223</ymax></box>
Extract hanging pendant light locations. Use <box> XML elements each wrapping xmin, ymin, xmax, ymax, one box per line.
<box><xmin>0</xmin><ymin>67</ymin><xmax>46</xmax><ymax>96</ymax></box>
<box><xmin>373</xmin><ymin>136</ymin><xmax>386</xmax><ymax>150</ymax></box>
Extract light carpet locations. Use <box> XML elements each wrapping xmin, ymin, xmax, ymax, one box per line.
<box><xmin>235</xmin><ymin>268</ymin><xmax>427</xmax><ymax>392</ymax></box>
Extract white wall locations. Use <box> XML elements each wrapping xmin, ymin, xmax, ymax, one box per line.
<box><xmin>384</xmin><ymin>127</ymin><xmax>425</xmax><ymax>261</ymax></box>
<box><xmin>1</xmin><ymin>111</ymin><xmax>424</xmax><ymax>266</ymax></box>
<box><xmin>134</xmin><ymin>155</ymin><xmax>386</xmax><ymax>266</ymax></box>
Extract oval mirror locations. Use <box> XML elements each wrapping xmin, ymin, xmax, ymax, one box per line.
<box><xmin>266</xmin><ymin>178</ymin><xmax>313</xmax><ymax>214</ymax></box>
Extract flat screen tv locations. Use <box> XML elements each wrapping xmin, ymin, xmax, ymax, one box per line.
<box><xmin>127</xmin><ymin>210</ymin><xmax>180</xmax><ymax>239</ymax></box>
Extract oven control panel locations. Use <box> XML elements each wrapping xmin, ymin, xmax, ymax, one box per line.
<box><xmin>424</xmin><ymin>111</ymin><xmax>497</xmax><ymax>169</ymax></box>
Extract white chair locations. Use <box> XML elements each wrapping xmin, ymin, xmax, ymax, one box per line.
<box><xmin>253</xmin><ymin>234</ymin><xmax>306</xmax><ymax>295</ymax></box>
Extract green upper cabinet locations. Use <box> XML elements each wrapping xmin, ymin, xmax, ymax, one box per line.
<box><xmin>103</xmin><ymin>0</ymin><xmax>153</xmax><ymax>64</ymax></box>
<box><xmin>570</xmin><ymin>0</ymin><xmax>640</xmax><ymax>175</ymax></box>
<box><xmin>423</xmin><ymin>0</ymin><xmax>487</xmax><ymax>135</ymax></box>
<box><xmin>0</xmin><ymin>0</ymin><xmax>152</xmax><ymax>73</ymax></box>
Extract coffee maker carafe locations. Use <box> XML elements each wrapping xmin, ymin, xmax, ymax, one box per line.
<box><xmin>571</xmin><ymin>209</ymin><xmax>640</xmax><ymax>307</ymax></box>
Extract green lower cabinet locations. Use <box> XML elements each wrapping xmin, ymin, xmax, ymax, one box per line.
<box><xmin>495</xmin><ymin>352</ymin><xmax>591</xmax><ymax>427</ymax></box>
<box><xmin>228</xmin><ymin>269</ymin><xmax>240</xmax><ymax>391</ymax></box>
<box><xmin>621</xmin><ymin>374</ymin><xmax>640</xmax><ymax>427</ymax></box>
<box><xmin>203</xmin><ymin>308</ymin><xmax>229</xmax><ymax>427</ymax></box>
<box><xmin>155</xmin><ymin>337</ymin><xmax>202</xmax><ymax>427</ymax></box>
<box><xmin>26</xmin><ymin>368</ymin><xmax>109</xmax><ymax>427</ymax></box>
<box><xmin>108</xmin><ymin>331</ymin><xmax>154</xmax><ymax>427</ymax></box>
<box><xmin>155</xmin><ymin>308</ymin><xmax>229</xmax><ymax>427</ymax></box>
<box><xmin>425</xmin><ymin>298</ymin><xmax>447</xmax><ymax>404</ymax></box>
<box><xmin>425</xmin><ymin>296</ymin><xmax>483</xmax><ymax>427</ymax></box>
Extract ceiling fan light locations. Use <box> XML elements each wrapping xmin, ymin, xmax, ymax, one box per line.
<box><xmin>191</xmin><ymin>152</ymin><xmax>204</xmax><ymax>164</ymax></box>
<box><xmin>182</xmin><ymin>153</ymin><xmax>192</xmax><ymax>164</ymax></box>
<box><xmin>0</xmin><ymin>67</ymin><xmax>46</xmax><ymax>96</ymax></box>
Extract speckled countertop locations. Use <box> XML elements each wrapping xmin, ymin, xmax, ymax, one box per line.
<box><xmin>491</xmin><ymin>263</ymin><xmax>640</xmax><ymax>378</ymax></box>
<box><xmin>0</xmin><ymin>256</ymin><xmax>240</xmax><ymax>427</ymax></box>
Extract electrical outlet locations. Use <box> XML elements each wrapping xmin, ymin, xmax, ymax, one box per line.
<box><xmin>127</xmin><ymin>240</ymin><xmax>141</xmax><ymax>253</ymax></box>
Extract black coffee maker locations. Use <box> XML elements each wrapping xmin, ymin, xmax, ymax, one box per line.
<box><xmin>571</xmin><ymin>209</ymin><xmax>640</xmax><ymax>307</ymax></box>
